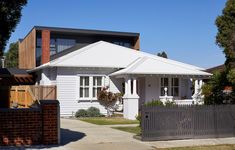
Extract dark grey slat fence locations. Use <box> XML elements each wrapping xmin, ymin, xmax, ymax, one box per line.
<box><xmin>141</xmin><ymin>105</ymin><xmax>235</xmax><ymax>141</ymax></box>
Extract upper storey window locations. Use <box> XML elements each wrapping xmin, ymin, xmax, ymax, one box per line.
<box><xmin>57</xmin><ymin>39</ymin><xmax>76</xmax><ymax>53</ymax></box>
<box><xmin>113</xmin><ymin>41</ymin><xmax>131</xmax><ymax>48</ymax></box>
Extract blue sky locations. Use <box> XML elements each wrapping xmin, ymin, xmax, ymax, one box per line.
<box><xmin>6</xmin><ymin>0</ymin><xmax>227</xmax><ymax>69</ymax></box>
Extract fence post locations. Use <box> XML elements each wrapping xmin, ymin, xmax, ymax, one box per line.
<box><xmin>40</xmin><ymin>100</ymin><xmax>60</xmax><ymax>145</ymax></box>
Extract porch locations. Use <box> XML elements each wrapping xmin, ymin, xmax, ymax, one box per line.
<box><xmin>115</xmin><ymin>75</ymin><xmax>206</xmax><ymax>119</ymax></box>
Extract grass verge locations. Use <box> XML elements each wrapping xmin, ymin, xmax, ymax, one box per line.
<box><xmin>158</xmin><ymin>144</ymin><xmax>235</xmax><ymax>150</ymax></box>
<box><xmin>111</xmin><ymin>126</ymin><xmax>141</xmax><ymax>135</ymax></box>
<box><xmin>79</xmin><ymin>117</ymin><xmax>139</xmax><ymax>125</ymax></box>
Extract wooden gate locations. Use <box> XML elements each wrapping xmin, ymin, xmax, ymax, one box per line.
<box><xmin>10</xmin><ymin>85</ymin><xmax>56</xmax><ymax>108</ymax></box>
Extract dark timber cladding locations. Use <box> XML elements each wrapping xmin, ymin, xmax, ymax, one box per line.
<box><xmin>18</xmin><ymin>26</ymin><xmax>140</xmax><ymax>69</ymax></box>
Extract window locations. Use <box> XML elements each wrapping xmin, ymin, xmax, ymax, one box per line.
<box><xmin>160</xmin><ymin>78</ymin><xmax>180</xmax><ymax>97</ymax></box>
<box><xmin>57</xmin><ymin>38</ymin><xmax>76</xmax><ymax>52</ymax></box>
<box><xmin>36</xmin><ymin>38</ymin><xmax>42</xmax><ymax>66</ymax></box>
<box><xmin>50</xmin><ymin>39</ymin><xmax>56</xmax><ymax>55</ymax></box>
<box><xmin>113</xmin><ymin>41</ymin><xmax>131</xmax><ymax>48</ymax></box>
<box><xmin>79</xmin><ymin>76</ymin><xmax>104</xmax><ymax>99</ymax></box>
<box><xmin>161</xmin><ymin>78</ymin><xmax>169</xmax><ymax>96</ymax></box>
<box><xmin>171</xmin><ymin>78</ymin><xmax>179</xmax><ymax>96</ymax></box>
<box><xmin>93</xmin><ymin>77</ymin><xmax>102</xmax><ymax>98</ymax></box>
<box><xmin>80</xmin><ymin>77</ymin><xmax>89</xmax><ymax>98</ymax></box>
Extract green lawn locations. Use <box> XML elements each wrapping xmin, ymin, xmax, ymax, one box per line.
<box><xmin>79</xmin><ymin>117</ymin><xmax>139</xmax><ymax>125</ymax></box>
<box><xmin>111</xmin><ymin>126</ymin><xmax>141</xmax><ymax>135</ymax></box>
<box><xmin>159</xmin><ymin>144</ymin><xmax>235</xmax><ymax>150</ymax></box>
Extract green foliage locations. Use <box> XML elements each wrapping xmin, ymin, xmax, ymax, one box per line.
<box><xmin>0</xmin><ymin>0</ymin><xmax>27</xmax><ymax>55</ymax></box>
<box><xmin>165</xmin><ymin>100</ymin><xmax>176</xmax><ymax>106</ymax></box>
<box><xmin>227</xmin><ymin>69</ymin><xmax>235</xmax><ymax>83</ymax></box>
<box><xmin>136</xmin><ymin>113</ymin><xmax>141</xmax><ymax>127</ymax></box>
<box><xmin>215</xmin><ymin>0</ymin><xmax>235</xmax><ymax>69</ymax></box>
<box><xmin>75</xmin><ymin>109</ymin><xmax>89</xmax><ymax>118</ymax></box>
<box><xmin>4</xmin><ymin>42</ymin><xmax>18</xmax><ymax>68</ymax></box>
<box><xmin>145</xmin><ymin>100</ymin><xmax>164</xmax><ymax>106</ymax></box>
<box><xmin>157</xmin><ymin>51</ymin><xmax>168</xmax><ymax>58</ymax></box>
<box><xmin>208</xmin><ymin>0</ymin><xmax>235</xmax><ymax>105</ymax></box>
<box><xmin>202</xmin><ymin>71</ymin><xmax>235</xmax><ymax>104</ymax></box>
<box><xmin>87</xmin><ymin>107</ymin><xmax>102</xmax><ymax>117</ymax></box>
<box><xmin>75</xmin><ymin>107</ymin><xmax>102</xmax><ymax>118</ymax></box>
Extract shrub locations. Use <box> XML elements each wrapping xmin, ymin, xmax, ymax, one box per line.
<box><xmin>75</xmin><ymin>107</ymin><xmax>102</xmax><ymax>118</ymax></box>
<box><xmin>165</xmin><ymin>100</ymin><xmax>175</xmax><ymax>106</ymax></box>
<box><xmin>97</xmin><ymin>87</ymin><xmax>121</xmax><ymax>116</ymax></box>
<box><xmin>145</xmin><ymin>100</ymin><xmax>163</xmax><ymax>106</ymax></box>
<box><xmin>75</xmin><ymin>109</ymin><xmax>88</xmax><ymax>118</ymax></box>
<box><xmin>87</xmin><ymin>107</ymin><xmax>101</xmax><ymax>117</ymax></box>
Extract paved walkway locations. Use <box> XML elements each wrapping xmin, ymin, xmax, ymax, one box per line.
<box><xmin>28</xmin><ymin>118</ymin><xmax>235</xmax><ymax>150</ymax></box>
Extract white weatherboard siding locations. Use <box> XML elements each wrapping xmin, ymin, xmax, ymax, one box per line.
<box><xmin>31</xmin><ymin>41</ymin><xmax>212</xmax><ymax>117</ymax></box>
<box><xmin>56</xmin><ymin>67</ymin><xmax>122</xmax><ymax>116</ymax></box>
<box><xmin>57</xmin><ymin>75</ymin><xmax>78</xmax><ymax>116</ymax></box>
<box><xmin>144</xmin><ymin>77</ymin><xmax>160</xmax><ymax>102</ymax></box>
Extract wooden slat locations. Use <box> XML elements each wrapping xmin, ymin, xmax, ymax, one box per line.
<box><xmin>9</xmin><ymin>85</ymin><xmax>56</xmax><ymax>108</ymax></box>
<box><xmin>141</xmin><ymin>105</ymin><xmax>235</xmax><ymax>141</ymax></box>
<box><xmin>18</xmin><ymin>29</ymin><xmax>36</xmax><ymax>69</ymax></box>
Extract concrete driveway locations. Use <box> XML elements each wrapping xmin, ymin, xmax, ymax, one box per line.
<box><xmin>32</xmin><ymin>118</ymin><xmax>235</xmax><ymax>150</ymax></box>
<box><xmin>56</xmin><ymin>118</ymin><xmax>154</xmax><ymax>150</ymax></box>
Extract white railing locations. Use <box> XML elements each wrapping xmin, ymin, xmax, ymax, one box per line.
<box><xmin>174</xmin><ymin>99</ymin><xmax>195</xmax><ymax>105</ymax></box>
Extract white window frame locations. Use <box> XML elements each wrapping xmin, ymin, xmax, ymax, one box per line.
<box><xmin>171</xmin><ymin>78</ymin><xmax>180</xmax><ymax>97</ymax></box>
<box><xmin>79</xmin><ymin>76</ymin><xmax>90</xmax><ymax>99</ymax></box>
<box><xmin>77</xmin><ymin>74</ymin><xmax>105</xmax><ymax>101</ymax></box>
<box><xmin>92</xmin><ymin>76</ymin><xmax>103</xmax><ymax>98</ymax></box>
<box><xmin>160</xmin><ymin>78</ymin><xmax>169</xmax><ymax>96</ymax></box>
<box><xmin>160</xmin><ymin>77</ymin><xmax>180</xmax><ymax>97</ymax></box>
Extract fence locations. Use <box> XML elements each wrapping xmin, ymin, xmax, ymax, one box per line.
<box><xmin>0</xmin><ymin>100</ymin><xmax>60</xmax><ymax>146</ymax></box>
<box><xmin>141</xmin><ymin>105</ymin><xmax>235</xmax><ymax>141</ymax></box>
<box><xmin>10</xmin><ymin>85</ymin><xmax>56</xmax><ymax>108</ymax></box>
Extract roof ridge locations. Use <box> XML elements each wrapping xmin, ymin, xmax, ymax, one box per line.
<box><xmin>50</xmin><ymin>41</ymin><xmax>104</xmax><ymax>66</ymax></box>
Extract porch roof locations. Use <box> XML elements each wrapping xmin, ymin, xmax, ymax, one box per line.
<box><xmin>110</xmin><ymin>57</ymin><xmax>212</xmax><ymax>78</ymax></box>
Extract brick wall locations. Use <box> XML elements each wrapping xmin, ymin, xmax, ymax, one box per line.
<box><xmin>41</xmin><ymin>30</ymin><xmax>50</xmax><ymax>64</ymax></box>
<box><xmin>0</xmin><ymin>100</ymin><xmax>59</xmax><ymax>146</ymax></box>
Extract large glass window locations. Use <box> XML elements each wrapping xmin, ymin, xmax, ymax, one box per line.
<box><xmin>92</xmin><ymin>77</ymin><xmax>102</xmax><ymax>98</ymax></box>
<box><xmin>36</xmin><ymin>38</ymin><xmax>42</xmax><ymax>66</ymax></box>
<box><xmin>113</xmin><ymin>41</ymin><xmax>131</xmax><ymax>48</ymax></box>
<box><xmin>80</xmin><ymin>77</ymin><xmax>89</xmax><ymax>98</ymax></box>
<box><xmin>57</xmin><ymin>39</ymin><xmax>76</xmax><ymax>53</ymax></box>
<box><xmin>50</xmin><ymin>39</ymin><xmax>56</xmax><ymax>55</ymax></box>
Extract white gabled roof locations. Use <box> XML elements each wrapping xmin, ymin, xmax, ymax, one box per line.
<box><xmin>30</xmin><ymin>41</ymin><xmax>211</xmax><ymax>77</ymax></box>
<box><xmin>110</xmin><ymin>57</ymin><xmax>211</xmax><ymax>77</ymax></box>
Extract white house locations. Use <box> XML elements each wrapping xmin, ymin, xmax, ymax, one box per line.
<box><xmin>29</xmin><ymin>41</ymin><xmax>211</xmax><ymax>120</ymax></box>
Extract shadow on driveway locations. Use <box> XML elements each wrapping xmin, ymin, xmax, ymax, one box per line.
<box><xmin>0</xmin><ymin>128</ymin><xmax>86</xmax><ymax>149</ymax></box>
<box><xmin>60</xmin><ymin>128</ymin><xmax>86</xmax><ymax>145</ymax></box>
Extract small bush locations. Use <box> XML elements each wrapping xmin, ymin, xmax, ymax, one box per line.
<box><xmin>145</xmin><ymin>100</ymin><xmax>163</xmax><ymax>106</ymax></box>
<box><xmin>87</xmin><ymin>107</ymin><xmax>101</xmax><ymax>117</ymax></box>
<box><xmin>165</xmin><ymin>100</ymin><xmax>175</xmax><ymax>106</ymax></box>
<box><xmin>75</xmin><ymin>107</ymin><xmax>102</xmax><ymax>118</ymax></box>
<box><xmin>75</xmin><ymin>109</ymin><xmax>88</xmax><ymax>118</ymax></box>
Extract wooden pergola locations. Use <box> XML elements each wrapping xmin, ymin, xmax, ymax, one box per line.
<box><xmin>0</xmin><ymin>68</ymin><xmax>34</xmax><ymax>85</ymax></box>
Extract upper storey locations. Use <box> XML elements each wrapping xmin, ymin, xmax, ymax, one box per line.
<box><xmin>18</xmin><ymin>26</ymin><xmax>140</xmax><ymax>69</ymax></box>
